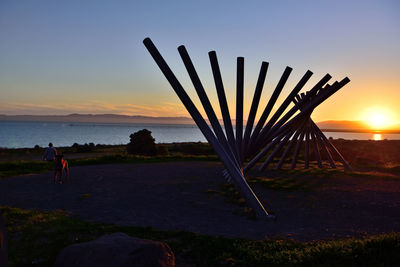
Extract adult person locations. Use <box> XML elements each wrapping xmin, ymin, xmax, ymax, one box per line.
<box><xmin>43</xmin><ymin>142</ymin><xmax>57</xmax><ymax>161</ymax></box>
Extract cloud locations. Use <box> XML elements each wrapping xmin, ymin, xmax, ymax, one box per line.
<box><xmin>0</xmin><ymin>101</ymin><xmax>190</xmax><ymax>117</ymax></box>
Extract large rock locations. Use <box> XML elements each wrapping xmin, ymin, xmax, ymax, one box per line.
<box><xmin>53</xmin><ymin>232</ymin><xmax>175</xmax><ymax>267</ymax></box>
<box><xmin>0</xmin><ymin>211</ymin><xmax>8</xmax><ymax>267</ymax></box>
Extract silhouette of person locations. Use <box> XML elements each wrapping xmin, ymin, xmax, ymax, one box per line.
<box><xmin>43</xmin><ymin>142</ymin><xmax>57</xmax><ymax>161</ymax></box>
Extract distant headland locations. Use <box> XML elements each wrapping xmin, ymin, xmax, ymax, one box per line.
<box><xmin>0</xmin><ymin>114</ymin><xmax>399</xmax><ymax>133</ymax></box>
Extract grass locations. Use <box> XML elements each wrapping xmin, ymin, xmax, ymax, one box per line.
<box><xmin>1</xmin><ymin>143</ymin><xmax>400</xmax><ymax>265</ymax></box>
<box><xmin>78</xmin><ymin>193</ymin><xmax>91</xmax><ymax>200</ymax></box>
<box><xmin>284</xmin><ymin>167</ymin><xmax>400</xmax><ymax>182</ymax></box>
<box><xmin>1</xmin><ymin>206</ymin><xmax>400</xmax><ymax>266</ymax></box>
<box><xmin>0</xmin><ymin>142</ymin><xmax>219</xmax><ymax>179</ymax></box>
<box><xmin>248</xmin><ymin>176</ymin><xmax>312</xmax><ymax>191</ymax></box>
<box><xmin>2</xmin><ymin>140</ymin><xmax>399</xmax><ymax>180</ymax></box>
<box><xmin>286</xmin><ymin>168</ymin><xmax>344</xmax><ymax>177</ymax></box>
<box><xmin>205</xmin><ymin>183</ymin><xmax>256</xmax><ymax>219</ymax></box>
<box><xmin>205</xmin><ymin>179</ymin><xmax>312</xmax><ymax>219</ymax></box>
<box><xmin>0</xmin><ymin>154</ymin><xmax>218</xmax><ymax>180</ymax></box>
<box><xmin>0</xmin><ymin>161</ymin><xmax>53</xmax><ymax>179</ymax></box>
<box><xmin>205</xmin><ymin>173</ymin><xmax>315</xmax><ymax>218</ymax></box>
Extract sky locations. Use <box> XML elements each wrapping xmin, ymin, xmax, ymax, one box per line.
<box><xmin>0</xmin><ymin>0</ymin><xmax>399</xmax><ymax>127</ymax></box>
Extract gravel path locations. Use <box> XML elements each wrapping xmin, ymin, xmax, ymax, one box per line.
<box><xmin>0</xmin><ymin>161</ymin><xmax>399</xmax><ymax>241</ymax></box>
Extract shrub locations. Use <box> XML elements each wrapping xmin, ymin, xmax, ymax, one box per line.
<box><xmin>72</xmin><ymin>143</ymin><xmax>79</xmax><ymax>149</ymax></box>
<box><xmin>127</xmin><ymin>129</ymin><xmax>157</xmax><ymax>155</ymax></box>
<box><xmin>72</xmin><ymin>143</ymin><xmax>95</xmax><ymax>153</ymax></box>
<box><xmin>88</xmin><ymin>142</ymin><xmax>95</xmax><ymax>150</ymax></box>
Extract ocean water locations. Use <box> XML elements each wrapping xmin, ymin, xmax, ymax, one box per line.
<box><xmin>1</xmin><ymin>121</ymin><xmax>399</xmax><ymax>148</ymax></box>
<box><xmin>0</xmin><ymin>121</ymin><xmax>206</xmax><ymax>148</ymax></box>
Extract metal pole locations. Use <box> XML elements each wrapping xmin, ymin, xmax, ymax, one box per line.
<box><xmin>247</xmin><ymin>67</ymin><xmax>292</xmax><ymax>154</ymax></box>
<box><xmin>256</xmin><ymin>77</ymin><xmax>349</xmax><ymax>151</ymax></box>
<box><xmin>304</xmin><ymin>126</ymin><xmax>310</xmax><ymax>168</ymax></box>
<box><xmin>242</xmin><ymin>62</ymin><xmax>269</xmax><ymax>158</ymax></box>
<box><xmin>291</xmin><ymin>126</ymin><xmax>306</xmax><ymax>169</ymax></box>
<box><xmin>300</xmin><ymin>78</ymin><xmax>350</xmax><ymax>116</ymax></box>
<box><xmin>310</xmin><ymin>122</ymin><xmax>323</xmax><ymax>168</ymax></box>
<box><xmin>248</xmin><ymin>70</ymin><xmax>312</xmax><ymax>155</ymax></box>
<box><xmin>312</xmin><ymin>122</ymin><xmax>336</xmax><ymax>168</ymax></box>
<box><xmin>178</xmin><ymin>45</ymin><xmax>240</xmax><ymax>168</ymax></box>
<box><xmin>313</xmin><ymin>122</ymin><xmax>352</xmax><ymax>170</ymax></box>
<box><xmin>209</xmin><ymin>51</ymin><xmax>238</xmax><ymax>161</ymax></box>
<box><xmin>275</xmin><ymin>122</ymin><xmax>306</xmax><ymax>170</ymax></box>
<box><xmin>243</xmin><ymin>124</ymin><xmax>293</xmax><ymax>173</ymax></box>
<box><xmin>241</xmin><ymin>75</ymin><xmax>344</xmax><ymax>173</ymax></box>
<box><xmin>259</xmin><ymin>128</ymin><xmax>294</xmax><ymax>171</ymax></box>
<box><xmin>253</xmin><ymin>74</ymin><xmax>332</xmax><ymax>150</ymax></box>
<box><xmin>236</xmin><ymin>57</ymin><xmax>244</xmax><ymax>163</ymax></box>
<box><xmin>244</xmin><ymin>113</ymin><xmax>303</xmax><ymax>172</ymax></box>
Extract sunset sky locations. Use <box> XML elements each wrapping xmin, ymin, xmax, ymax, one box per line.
<box><xmin>0</xmin><ymin>0</ymin><xmax>399</xmax><ymax>127</ymax></box>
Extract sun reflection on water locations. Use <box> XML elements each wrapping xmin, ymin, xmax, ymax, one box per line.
<box><xmin>373</xmin><ymin>133</ymin><xmax>382</xmax><ymax>141</ymax></box>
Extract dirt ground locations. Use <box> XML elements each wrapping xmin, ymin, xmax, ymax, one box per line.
<box><xmin>0</xmin><ymin>161</ymin><xmax>399</xmax><ymax>241</ymax></box>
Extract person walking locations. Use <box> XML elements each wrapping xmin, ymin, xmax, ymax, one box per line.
<box><xmin>43</xmin><ymin>142</ymin><xmax>57</xmax><ymax>161</ymax></box>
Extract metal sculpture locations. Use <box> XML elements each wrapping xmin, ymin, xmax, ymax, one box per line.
<box><xmin>143</xmin><ymin>37</ymin><xmax>351</xmax><ymax>219</ymax></box>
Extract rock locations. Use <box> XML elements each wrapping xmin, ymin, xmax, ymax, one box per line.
<box><xmin>0</xmin><ymin>211</ymin><xmax>8</xmax><ymax>267</ymax></box>
<box><xmin>53</xmin><ymin>232</ymin><xmax>175</xmax><ymax>267</ymax></box>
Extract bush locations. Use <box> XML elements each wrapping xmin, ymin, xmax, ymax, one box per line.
<box><xmin>71</xmin><ymin>143</ymin><xmax>95</xmax><ymax>153</ymax></box>
<box><xmin>72</xmin><ymin>143</ymin><xmax>79</xmax><ymax>149</ymax></box>
<box><xmin>88</xmin><ymin>142</ymin><xmax>95</xmax><ymax>149</ymax></box>
<box><xmin>127</xmin><ymin>129</ymin><xmax>157</xmax><ymax>156</ymax></box>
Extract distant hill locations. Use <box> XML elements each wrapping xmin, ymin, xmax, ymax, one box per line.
<box><xmin>316</xmin><ymin>120</ymin><xmax>400</xmax><ymax>133</ymax></box>
<box><xmin>316</xmin><ymin>120</ymin><xmax>369</xmax><ymax>130</ymax></box>
<box><xmin>1</xmin><ymin>115</ymin><xmax>399</xmax><ymax>133</ymax></box>
<box><xmin>0</xmin><ymin>114</ymin><xmax>195</xmax><ymax>125</ymax></box>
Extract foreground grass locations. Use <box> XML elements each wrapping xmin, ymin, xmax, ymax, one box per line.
<box><xmin>1</xmin><ymin>206</ymin><xmax>399</xmax><ymax>267</ymax></box>
<box><xmin>0</xmin><ymin>154</ymin><xmax>218</xmax><ymax>180</ymax></box>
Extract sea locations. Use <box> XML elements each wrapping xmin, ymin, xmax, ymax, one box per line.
<box><xmin>1</xmin><ymin>121</ymin><xmax>399</xmax><ymax>149</ymax></box>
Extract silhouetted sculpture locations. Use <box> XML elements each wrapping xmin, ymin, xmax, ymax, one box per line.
<box><xmin>143</xmin><ymin>37</ymin><xmax>351</xmax><ymax>219</ymax></box>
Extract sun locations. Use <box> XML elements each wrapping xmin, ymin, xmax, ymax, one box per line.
<box><xmin>369</xmin><ymin>113</ymin><xmax>387</xmax><ymax>129</ymax></box>
<box><xmin>362</xmin><ymin>107</ymin><xmax>394</xmax><ymax>130</ymax></box>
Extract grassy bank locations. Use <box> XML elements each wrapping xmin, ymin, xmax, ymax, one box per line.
<box><xmin>2</xmin><ymin>140</ymin><xmax>399</xmax><ymax>168</ymax></box>
<box><xmin>0</xmin><ymin>142</ymin><xmax>220</xmax><ymax>179</ymax></box>
<box><xmin>1</xmin><ymin>139</ymin><xmax>399</xmax><ymax>180</ymax></box>
<box><xmin>0</xmin><ymin>142</ymin><xmax>216</xmax><ymax>162</ymax></box>
<box><xmin>0</xmin><ymin>154</ymin><xmax>218</xmax><ymax>180</ymax></box>
<box><xmin>2</xmin><ymin>206</ymin><xmax>400</xmax><ymax>267</ymax></box>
